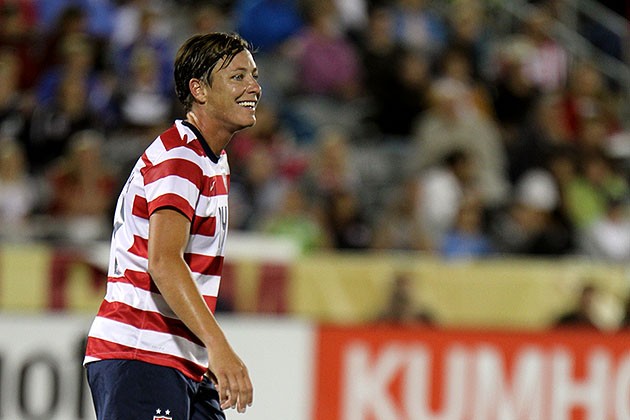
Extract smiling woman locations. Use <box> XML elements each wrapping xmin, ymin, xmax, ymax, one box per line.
<box><xmin>83</xmin><ymin>32</ymin><xmax>258</xmax><ymax>420</ymax></box>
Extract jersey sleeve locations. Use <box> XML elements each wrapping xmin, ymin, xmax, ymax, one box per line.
<box><xmin>141</xmin><ymin>152</ymin><xmax>204</xmax><ymax>221</ymax></box>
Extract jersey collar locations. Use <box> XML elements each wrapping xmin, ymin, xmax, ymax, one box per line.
<box><xmin>181</xmin><ymin>120</ymin><xmax>219</xmax><ymax>163</ymax></box>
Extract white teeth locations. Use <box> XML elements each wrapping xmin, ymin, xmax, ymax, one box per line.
<box><xmin>238</xmin><ymin>101</ymin><xmax>256</xmax><ymax>108</ymax></box>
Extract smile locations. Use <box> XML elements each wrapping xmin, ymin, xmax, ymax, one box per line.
<box><xmin>237</xmin><ymin>101</ymin><xmax>257</xmax><ymax>109</ymax></box>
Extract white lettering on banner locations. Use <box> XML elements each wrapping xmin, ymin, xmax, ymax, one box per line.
<box><xmin>615</xmin><ymin>354</ymin><xmax>630</xmax><ymax>419</ymax></box>
<box><xmin>405</xmin><ymin>346</ymin><xmax>467</xmax><ymax>420</ymax></box>
<box><xmin>550</xmin><ymin>348</ymin><xmax>609</xmax><ymax>420</ymax></box>
<box><xmin>341</xmin><ymin>342</ymin><xmax>630</xmax><ymax>420</ymax></box>
<box><xmin>473</xmin><ymin>346</ymin><xmax>545</xmax><ymax>420</ymax></box>
<box><xmin>343</xmin><ymin>342</ymin><xmax>406</xmax><ymax>420</ymax></box>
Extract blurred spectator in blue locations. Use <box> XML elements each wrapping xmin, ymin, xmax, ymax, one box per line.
<box><xmin>36</xmin><ymin>32</ymin><xmax>116</xmax><ymax>124</ymax></box>
<box><xmin>111</xmin><ymin>4</ymin><xmax>174</xmax><ymax>99</ymax></box>
<box><xmin>408</xmin><ymin>77</ymin><xmax>509</xmax><ymax>209</ymax></box>
<box><xmin>579</xmin><ymin>196</ymin><xmax>630</xmax><ymax>263</ymax></box>
<box><xmin>357</xmin><ymin>3</ymin><xmax>429</xmax><ymax>139</ymax></box>
<box><xmin>0</xmin><ymin>138</ymin><xmax>38</xmax><ymax>239</ymax></box>
<box><xmin>0</xmin><ymin>1</ymin><xmax>40</xmax><ymax>89</ymax></box>
<box><xmin>117</xmin><ymin>46</ymin><xmax>174</xmax><ymax>131</ymax></box>
<box><xmin>390</xmin><ymin>0</ymin><xmax>447</xmax><ymax>58</ymax></box>
<box><xmin>36</xmin><ymin>0</ymin><xmax>114</xmax><ymax>39</ymax></box>
<box><xmin>234</xmin><ymin>0</ymin><xmax>303</xmax><ymax>53</ymax></box>
<box><xmin>441</xmin><ymin>196</ymin><xmax>494</xmax><ymax>260</ymax></box>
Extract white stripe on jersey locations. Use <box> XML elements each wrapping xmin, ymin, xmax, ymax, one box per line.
<box><xmin>145</xmin><ymin>175</ymin><xmax>199</xmax><ymax>205</ymax></box>
<box><xmin>105</xmin><ymin>282</ymin><xmax>177</xmax><ymax>318</ymax></box>
<box><xmin>89</xmin><ymin>317</ymin><xmax>207</xmax><ymax>366</ymax></box>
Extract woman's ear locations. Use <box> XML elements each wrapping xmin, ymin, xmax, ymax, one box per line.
<box><xmin>189</xmin><ymin>78</ymin><xmax>207</xmax><ymax>105</ymax></box>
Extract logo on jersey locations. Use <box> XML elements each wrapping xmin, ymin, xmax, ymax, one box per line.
<box><xmin>153</xmin><ymin>408</ymin><xmax>172</xmax><ymax>420</ymax></box>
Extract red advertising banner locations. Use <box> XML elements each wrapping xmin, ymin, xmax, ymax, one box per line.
<box><xmin>314</xmin><ymin>325</ymin><xmax>630</xmax><ymax>420</ymax></box>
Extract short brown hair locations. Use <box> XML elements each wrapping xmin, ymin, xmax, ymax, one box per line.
<box><xmin>174</xmin><ymin>32</ymin><xmax>252</xmax><ymax>112</ymax></box>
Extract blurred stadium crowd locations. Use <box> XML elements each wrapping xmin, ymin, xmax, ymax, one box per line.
<box><xmin>0</xmin><ymin>0</ymin><xmax>628</xmax><ymax>263</ymax></box>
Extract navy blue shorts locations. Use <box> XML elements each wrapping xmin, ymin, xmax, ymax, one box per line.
<box><xmin>86</xmin><ymin>359</ymin><xmax>225</xmax><ymax>420</ymax></box>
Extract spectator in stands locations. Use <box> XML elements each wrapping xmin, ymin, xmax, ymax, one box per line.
<box><xmin>261</xmin><ymin>183</ymin><xmax>328</xmax><ymax>253</ymax></box>
<box><xmin>519</xmin><ymin>4</ymin><xmax>569</xmax><ymax>93</ymax></box>
<box><xmin>0</xmin><ymin>138</ymin><xmax>37</xmax><ymax>239</ymax></box>
<box><xmin>389</xmin><ymin>0</ymin><xmax>447</xmax><ymax>58</ymax></box>
<box><xmin>357</xmin><ymin>4</ymin><xmax>429</xmax><ymax>139</ymax></box>
<box><xmin>579</xmin><ymin>196</ymin><xmax>630</xmax><ymax>263</ymax></box>
<box><xmin>490</xmin><ymin>36</ymin><xmax>541</xmax><ymax>146</ymax></box>
<box><xmin>408</xmin><ymin>77</ymin><xmax>509</xmax><ymax>209</ymax></box>
<box><xmin>301</xmin><ymin>125</ymin><xmax>360</xmax><ymax>200</ymax></box>
<box><xmin>117</xmin><ymin>45</ymin><xmax>175</xmax><ymax>131</ymax></box>
<box><xmin>287</xmin><ymin>0</ymin><xmax>366</xmax><ymax>139</ymax></box>
<box><xmin>415</xmin><ymin>149</ymin><xmax>480</xmax><ymax>247</ymax></box>
<box><xmin>45</xmin><ymin>130</ymin><xmax>116</xmax><ymax>243</ymax></box>
<box><xmin>489</xmin><ymin>168</ymin><xmax>575</xmax><ymax>255</ymax></box>
<box><xmin>561</xmin><ymin>61</ymin><xmax>621</xmax><ymax>142</ymax></box>
<box><xmin>504</xmin><ymin>92</ymin><xmax>573</xmax><ymax>184</ymax></box>
<box><xmin>0</xmin><ymin>49</ymin><xmax>30</xmax><ymax>142</ymax></box>
<box><xmin>554</xmin><ymin>283</ymin><xmax>600</xmax><ymax>330</ymax></box>
<box><xmin>229</xmin><ymin>144</ymin><xmax>291</xmax><ymax>230</ymax></box>
<box><xmin>111</xmin><ymin>4</ymin><xmax>174</xmax><ymax>101</ymax></box>
<box><xmin>28</xmin><ymin>48</ymin><xmax>105</xmax><ymax>174</ymax></box>
<box><xmin>371</xmin><ymin>176</ymin><xmax>434</xmax><ymax>252</ymax></box>
<box><xmin>564</xmin><ymin>151</ymin><xmax>629</xmax><ymax>229</ymax></box>
<box><xmin>377</xmin><ymin>271</ymin><xmax>433</xmax><ymax>325</ymax></box>
<box><xmin>441</xmin><ymin>196</ymin><xmax>494</xmax><ymax>260</ymax></box>
<box><xmin>0</xmin><ymin>1</ymin><xmax>40</xmax><ymax>89</ymax></box>
<box><xmin>322</xmin><ymin>189</ymin><xmax>373</xmax><ymax>250</ymax></box>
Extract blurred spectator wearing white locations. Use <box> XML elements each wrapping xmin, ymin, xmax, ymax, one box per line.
<box><xmin>579</xmin><ymin>197</ymin><xmax>630</xmax><ymax>263</ymax></box>
<box><xmin>414</xmin><ymin>149</ymin><xmax>480</xmax><ymax>247</ymax></box>
<box><xmin>408</xmin><ymin>78</ymin><xmax>509</xmax><ymax>208</ymax></box>
<box><xmin>489</xmin><ymin>168</ymin><xmax>575</xmax><ymax>255</ymax></box>
<box><xmin>0</xmin><ymin>139</ymin><xmax>37</xmax><ymax>239</ymax></box>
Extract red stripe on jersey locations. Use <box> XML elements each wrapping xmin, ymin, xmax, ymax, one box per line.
<box><xmin>191</xmin><ymin>215</ymin><xmax>216</xmax><ymax>237</ymax></box>
<box><xmin>147</xmin><ymin>193</ymin><xmax>195</xmax><ymax>220</ymax></box>
<box><xmin>128</xmin><ymin>235</ymin><xmax>148</xmax><ymax>259</ymax></box>
<box><xmin>132</xmin><ymin>195</ymin><xmax>149</xmax><ymax>219</ymax></box>
<box><xmin>97</xmin><ymin>300</ymin><xmax>203</xmax><ymax>347</ymax></box>
<box><xmin>142</xmin><ymin>158</ymin><xmax>204</xmax><ymax>189</ymax></box>
<box><xmin>85</xmin><ymin>337</ymin><xmax>206</xmax><ymax>381</ymax></box>
<box><xmin>207</xmin><ymin>174</ymin><xmax>229</xmax><ymax>196</ymax></box>
<box><xmin>112</xmin><ymin>271</ymin><xmax>158</xmax><ymax>292</ymax></box>
<box><xmin>159</xmin><ymin>125</ymin><xmax>205</xmax><ymax>157</ymax></box>
<box><xmin>184</xmin><ymin>254</ymin><xmax>224</xmax><ymax>277</ymax></box>
<box><xmin>204</xmin><ymin>295</ymin><xmax>217</xmax><ymax>313</ymax></box>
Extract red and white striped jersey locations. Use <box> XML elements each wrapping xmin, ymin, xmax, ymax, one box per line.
<box><xmin>84</xmin><ymin>119</ymin><xmax>230</xmax><ymax>381</ymax></box>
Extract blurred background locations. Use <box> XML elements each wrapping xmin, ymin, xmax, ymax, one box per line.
<box><xmin>0</xmin><ymin>0</ymin><xmax>629</xmax><ymax>419</ymax></box>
